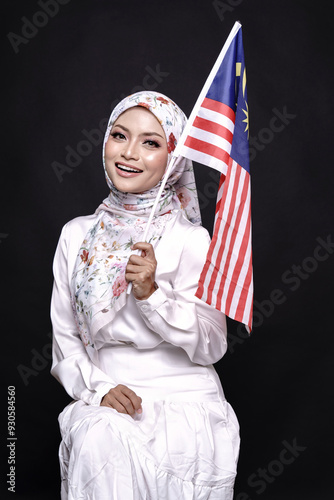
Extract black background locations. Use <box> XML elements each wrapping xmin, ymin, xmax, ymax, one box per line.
<box><xmin>2</xmin><ymin>1</ymin><xmax>334</xmax><ymax>499</ymax></box>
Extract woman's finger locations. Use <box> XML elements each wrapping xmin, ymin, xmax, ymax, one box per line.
<box><xmin>126</xmin><ymin>263</ymin><xmax>155</xmax><ymax>276</ymax></box>
<box><xmin>119</xmin><ymin>385</ymin><xmax>142</xmax><ymax>409</ymax></box>
<box><xmin>128</xmin><ymin>253</ymin><xmax>156</xmax><ymax>267</ymax></box>
<box><xmin>103</xmin><ymin>395</ymin><xmax>137</xmax><ymax>415</ymax></box>
<box><xmin>131</xmin><ymin>242</ymin><xmax>156</xmax><ymax>259</ymax></box>
<box><xmin>113</xmin><ymin>394</ymin><xmax>136</xmax><ymax>415</ymax></box>
<box><xmin>100</xmin><ymin>385</ymin><xmax>142</xmax><ymax>416</ymax></box>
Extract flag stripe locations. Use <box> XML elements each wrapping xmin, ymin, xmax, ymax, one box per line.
<box><xmin>223</xmin><ymin>179</ymin><xmax>251</xmax><ymax>316</ymax></box>
<box><xmin>235</xmin><ymin>245</ymin><xmax>252</xmax><ymax>323</ymax></box>
<box><xmin>215</xmin><ymin>163</ymin><xmax>245</xmax><ymax>310</ymax></box>
<box><xmin>178</xmin><ymin>146</ymin><xmax>228</xmax><ymax>175</ymax></box>
<box><xmin>197</xmin><ymin>107</ymin><xmax>235</xmax><ymax>133</ymax></box>
<box><xmin>202</xmin><ymin>97</ymin><xmax>236</xmax><ymax>123</ymax></box>
<box><xmin>215</xmin><ymin>174</ymin><xmax>226</xmax><ymax>217</ymax></box>
<box><xmin>218</xmin><ymin>166</ymin><xmax>249</xmax><ymax>307</ymax></box>
<box><xmin>187</xmin><ymin>127</ymin><xmax>232</xmax><ymax>156</ymax></box>
<box><xmin>227</xmin><ymin>211</ymin><xmax>252</xmax><ymax>319</ymax></box>
<box><xmin>193</xmin><ymin>116</ymin><xmax>234</xmax><ymax>144</ymax></box>
<box><xmin>231</xmin><ymin>252</ymin><xmax>253</xmax><ymax>326</ymax></box>
<box><xmin>184</xmin><ymin>136</ymin><xmax>231</xmax><ymax>166</ymax></box>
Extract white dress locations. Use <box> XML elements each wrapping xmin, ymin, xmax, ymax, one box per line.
<box><xmin>51</xmin><ymin>210</ymin><xmax>240</xmax><ymax>500</ymax></box>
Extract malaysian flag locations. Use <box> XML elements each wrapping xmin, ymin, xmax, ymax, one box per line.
<box><xmin>174</xmin><ymin>21</ymin><xmax>253</xmax><ymax>331</ymax></box>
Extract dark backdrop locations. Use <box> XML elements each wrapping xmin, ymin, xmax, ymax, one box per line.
<box><xmin>2</xmin><ymin>1</ymin><xmax>333</xmax><ymax>499</ymax></box>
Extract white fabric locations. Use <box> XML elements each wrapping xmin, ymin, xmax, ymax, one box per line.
<box><xmin>51</xmin><ymin>210</ymin><xmax>240</xmax><ymax>499</ymax></box>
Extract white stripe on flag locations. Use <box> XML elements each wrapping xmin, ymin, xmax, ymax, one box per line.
<box><xmin>188</xmin><ymin>126</ymin><xmax>232</xmax><ymax>154</ymax></box>
<box><xmin>229</xmin><ymin>231</ymin><xmax>252</xmax><ymax>320</ymax></box>
<box><xmin>179</xmin><ymin>146</ymin><xmax>228</xmax><ymax>174</ymax></box>
<box><xmin>197</xmin><ymin>107</ymin><xmax>235</xmax><ymax>134</ymax></box>
<box><xmin>224</xmin><ymin>167</ymin><xmax>249</xmax><ymax>281</ymax></box>
<box><xmin>227</xmin><ymin>180</ymin><xmax>251</xmax><ymax>318</ymax></box>
<box><xmin>214</xmin><ymin>162</ymin><xmax>246</xmax><ymax>309</ymax></box>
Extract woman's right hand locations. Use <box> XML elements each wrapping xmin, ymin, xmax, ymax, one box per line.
<box><xmin>100</xmin><ymin>384</ymin><xmax>142</xmax><ymax>417</ymax></box>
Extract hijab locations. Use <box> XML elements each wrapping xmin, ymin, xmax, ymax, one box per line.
<box><xmin>70</xmin><ymin>91</ymin><xmax>201</xmax><ymax>358</ymax></box>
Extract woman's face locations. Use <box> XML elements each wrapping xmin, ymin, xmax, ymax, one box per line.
<box><xmin>105</xmin><ymin>107</ymin><xmax>168</xmax><ymax>193</ymax></box>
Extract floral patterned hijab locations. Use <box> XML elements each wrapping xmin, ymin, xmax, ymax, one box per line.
<box><xmin>71</xmin><ymin>91</ymin><xmax>201</xmax><ymax>358</ymax></box>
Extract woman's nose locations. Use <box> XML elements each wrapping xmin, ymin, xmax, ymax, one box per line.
<box><xmin>121</xmin><ymin>140</ymin><xmax>139</xmax><ymax>160</ymax></box>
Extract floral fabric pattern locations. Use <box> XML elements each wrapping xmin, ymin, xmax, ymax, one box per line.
<box><xmin>71</xmin><ymin>209</ymin><xmax>172</xmax><ymax>352</ymax></box>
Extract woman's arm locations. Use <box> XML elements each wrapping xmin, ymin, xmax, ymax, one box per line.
<box><xmin>51</xmin><ymin>223</ymin><xmax>117</xmax><ymax>406</ymax></box>
<box><xmin>131</xmin><ymin>225</ymin><xmax>228</xmax><ymax>365</ymax></box>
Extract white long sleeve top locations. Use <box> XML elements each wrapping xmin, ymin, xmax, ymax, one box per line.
<box><xmin>50</xmin><ymin>210</ymin><xmax>228</xmax><ymax>406</ymax></box>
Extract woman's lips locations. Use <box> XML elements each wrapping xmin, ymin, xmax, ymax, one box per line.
<box><xmin>115</xmin><ymin>163</ymin><xmax>143</xmax><ymax>177</ymax></box>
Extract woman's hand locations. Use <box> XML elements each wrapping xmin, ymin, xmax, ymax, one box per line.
<box><xmin>100</xmin><ymin>384</ymin><xmax>142</xmax><ymax>417</ymax></box>
<box><xmin>126</xmin><ymin>242</ymin><xmax>158</xmax><ymax>300</ymax></box>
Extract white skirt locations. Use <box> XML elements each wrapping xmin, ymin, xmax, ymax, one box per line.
<box><xmin>58</xmin><ymin>343</ymin><xmax>240</xmax><ymax>500</ymax></box>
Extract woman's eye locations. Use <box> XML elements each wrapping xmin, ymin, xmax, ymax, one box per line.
<box><xmin>144</xmin><ymin>140</ymin><xmax>160</xmax><ymax>148</ymax></box>
<box><xmin>110</xmin><ymin>132</ymin><xmax>125</xmax><ymax>140</ymax></box>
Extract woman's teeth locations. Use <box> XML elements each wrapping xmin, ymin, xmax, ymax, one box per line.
<box><xmin>117</xmin><ymin>164</ymin><xmax>142</xmax><ymax>173</ymax></box>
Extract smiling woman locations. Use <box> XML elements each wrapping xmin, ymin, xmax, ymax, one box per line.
<box><xmin>50</xmin><ymin>91</ymin><xmax>240</xmax><ymax>500</ymax></box>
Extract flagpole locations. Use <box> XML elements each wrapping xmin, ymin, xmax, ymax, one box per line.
<box><xmin>141</xmin><ymin>155</ymin><xmax>178</xmax><ymax>241</ymax></box>
<box><xmin>126</xmin><ymin>154</ymin><xmax>178</xmax><ymax>294</ymax></box>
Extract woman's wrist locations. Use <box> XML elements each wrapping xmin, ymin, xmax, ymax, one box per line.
<box><xmin>134</xmin><ymin>281</ymin><xmax>158</xmax><ymax>301</ymax></box>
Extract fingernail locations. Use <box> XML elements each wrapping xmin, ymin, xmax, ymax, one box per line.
<box><xmin>137</xmin><ymin>408</ymin><xmax>142</xmax><ymax>414</ymax></box>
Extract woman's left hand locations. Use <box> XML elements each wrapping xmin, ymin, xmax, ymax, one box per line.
<box><xmin>126</xmin><ymin>242</ymin><xmax>158</xmax><ymax>300</ymax></box>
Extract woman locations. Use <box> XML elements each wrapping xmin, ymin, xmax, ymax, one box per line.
<box><xmin>51</xmin><ymin>90</ymin><xmax>240</xmax><ymax>500</ymax></box>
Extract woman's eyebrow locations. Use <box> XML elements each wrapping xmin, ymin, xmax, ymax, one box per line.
<box><xmin>141</xmin><ymin>132</ymin><xmax>165</xmax><ymax>139</ymax></box>
<box><xmin>113</xmin><ymin>123</ymin><xmax>165</xmax><ymax>139</ymax></box>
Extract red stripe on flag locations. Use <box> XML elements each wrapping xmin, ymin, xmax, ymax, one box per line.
<box><xmin>202</xmin><ymin>97</ymin><xmax>235</xmax><ymax>123</ymax></box>
<box><xmin>234</xmin><ymin>251</ymin><xmax>253</xmax><ymax>325</ymax></box>
<box><xmin>215</xmin><ymin>173</ymin><xmax>226</xmax><ymax>215</ymax></box>
<box><xmin>206</xmin><ymin>161</ymin><xmax>241</xmax><ymax>305</ymax></box>
<box><xmin>217</xmin><ymin>170</ymin><xmax>249</xmax><ymax>312</ymax></box>
<box><xmin>213</xmin><ymin>165</ymin><xmax>242</xmax><ymax>309</ymax></box>
<box><xmin>195</xmin><ymin>281</ymin><xmax>204</xmax><ymax>299</ymax></box>
<box><xmin>184</xmin><ymin>136</ymin><xmax>230</xmax><ymax>165</ymax></box>
<box><xmin>223</xmin><ymin>183</ymin><xmax>251</xmax><ymax>317</ymax></box>
<box><xmin>192</xmin><ymin>116</ymin><xmax>233</xmax><ymax>144</ymax></box>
